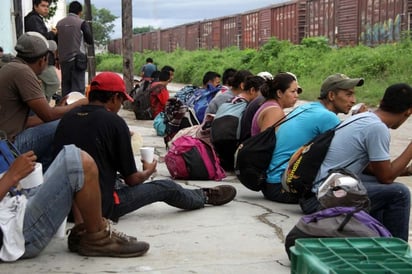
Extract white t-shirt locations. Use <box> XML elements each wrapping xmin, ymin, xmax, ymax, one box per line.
<box><xmin>0</xmin><ymin>193</ymin><xmax>27</xmax><ymax>261</ymax></box>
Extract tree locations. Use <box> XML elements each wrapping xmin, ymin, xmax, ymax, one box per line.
<box><xmin>88</xmin><ymin>5</ymin><xmax>117</xmax><ymax>46</ymax></box>
<box><xmin>47</xmin><ymin>0</ymin><xmax>58</xmax><ymax>18</ymax></box>
<box><xmin>133</xmin><ymin>26</ymin><xmax>157</xmax><ymax>34</ymax></box>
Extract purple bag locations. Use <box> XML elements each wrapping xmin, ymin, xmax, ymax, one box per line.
<box><xmin>284</xmin><ymin>206</ymin><xmax>392</xmax><ymax>259</ymax></box>
<box><xmin>165</xmin><ymin>136</ymin><xmax>225</xmax><ymax>180</ymax></box>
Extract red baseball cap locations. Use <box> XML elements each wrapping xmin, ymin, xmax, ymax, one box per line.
<box><xmin>90</xmin><ymin>72</ymin><xmax>134</xmax><ymax>102</ymax></box>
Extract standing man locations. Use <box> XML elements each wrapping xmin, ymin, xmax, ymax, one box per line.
<box><xmin>140</xmin><ymin>57</ymin><xmax>157</xmax><ymax>81</ymax></box>
<box><xmin>150</xmin><ymin>70</ymin><xmax>171</xmax><ymax>118</ymax></box>
<box><xmin>313</xmin><ymin>83</ymin><xmax>412</xmax><ymax>241</ymax></box>
<box><xmin>139</xmin><ymin>58</ymin><xmax>157</xmax><ymax>92</ymax></box>
<box><xmin>56</xmin><ymin>1</ymin><xmax>92</xmax><ymax>96</ymax></box>
<box><xmin>24</xmin><ymin>0</ymin><xmax>60</xmax><ymax>101</ymax></box>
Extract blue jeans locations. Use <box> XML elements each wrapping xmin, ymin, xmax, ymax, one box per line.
<box><xmin>299</xmin><ymin>176</ymin><xmax>411</xmax><ymax>240</ymax></box>
<box><xmin>14</xmin><ymin>120</ymin><xmax>60</xmax><ymax>172</ymax></box>
<box><xmin>361</xmin><ymin>175</ymin><xmax>410</xmax><ymax>241</ymax></box>
<box><xmin>22</xmin><ymin>145</ymin><xmax>83</xmax><ymax>258</ymax></box>
<box><xmin>262</xmin><ymin>183</ymin><xmax>300</xmax><ymax>204</ymax></box>
<box><xmin>114</xmin><ymin>179</ymin><xmax>206</xmax><ymax>220</ymax></box>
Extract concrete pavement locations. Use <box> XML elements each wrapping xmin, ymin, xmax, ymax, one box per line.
<box><xmin>3</xmin><ymin>85</ymin><xmax>412</xmax><ymax>273</ymax></box>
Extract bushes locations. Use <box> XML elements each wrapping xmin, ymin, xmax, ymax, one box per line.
<box><xmin>96</xmin><ymin>37</ymin><xmax>412</xmax><ymax>105</ymax></box>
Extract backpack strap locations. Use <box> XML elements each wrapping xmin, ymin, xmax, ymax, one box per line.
<box><xmin>230</xmin><ymin>96</ymin><xmax>248</xmax><ymax>104</ymax></box>
<box><xmin>262</xmin><ymin>108</ymin><xmax>309</xmax><ymax>174</ymax></box>
<box><xmin>270</xmin><ymin>107</ymin><xmax>310</xmax><ymax>129</ymax></box>
<box><xmin>337</xmin><ymin>207</ymin><xmax>361</xmax><ymax>232</ymax></box>
<box><xmin>149</xmin><ymin>84</ymin><xmax>165</xmax><ymax>96</ymax></box>
<box><xmin>313</xmin><ymin>116</ymin><xmax>369</xmax><ymax>184</ymax></box>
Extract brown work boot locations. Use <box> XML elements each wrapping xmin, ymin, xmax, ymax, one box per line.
<box><xmin>204</xmin><ymin>185</ymin><xmax>237</xmax><ymax>206</ymax></box>
<box><xmin>68</xmin><ymin>222</ymin><xmax>138</xmax><ymax>253</ymax></box>
<box><xmin>78</xmin><ymin>219</ymin><xmax>149</xmax><ymax>258</ymax></box>
<box><xmin>67</xmin><ymin>223</ymin><xmax>86</xmax><ymax>252</ymax></box>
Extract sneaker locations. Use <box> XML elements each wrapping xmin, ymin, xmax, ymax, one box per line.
<box><xmin>78</xmin><ymin>219</ymin><xmax>149</xmax><ymax>258</ymax></box>
<box><xmin>204</xmin><ymin>185</ymin><xmax>236</xmax><ymax>206</ymax></box>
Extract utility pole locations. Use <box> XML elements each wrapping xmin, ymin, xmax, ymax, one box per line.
<box><xmin>84</xmin><ymin>0</ymin><xmax>96</xmax><ymax>82</ymax></box>
<box><xmin>122</xmin><ymin>0</ymin><xmax>134</xmax><ymax>93</ymax></box>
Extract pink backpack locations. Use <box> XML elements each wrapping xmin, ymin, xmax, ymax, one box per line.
<box><xmin>165</xmin><ymin>136</ymin><xmax>226</xmax><ymax>180</ymax></box>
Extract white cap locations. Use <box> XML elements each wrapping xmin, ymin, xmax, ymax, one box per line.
<box><xmin>257</xmin><ymin>71</ymin><xmax>273</xmax><ymax>81</ymax></box>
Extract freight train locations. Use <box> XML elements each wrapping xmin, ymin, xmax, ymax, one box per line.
<box><xmin>108</xmin><ymin>0</ymin><xmax>412</xmax><ymax>54</ymax></box>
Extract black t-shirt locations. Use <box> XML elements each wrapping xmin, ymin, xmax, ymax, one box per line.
<box><xmin>52</xmin><ymin>105</ymin><xmax>137</xmax><ymax>219</ymax></box>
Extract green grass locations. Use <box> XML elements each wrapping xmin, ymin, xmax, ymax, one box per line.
<box><xmin>97</xmin><ymin>36</ymin><xmax>412</xmax><ymax>106</ymax></box>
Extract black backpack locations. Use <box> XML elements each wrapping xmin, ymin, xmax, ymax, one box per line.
<box><xmin>282</xmin><ymin>117</ymin><xmax>365</xmax><ymax>197</ymax></box>
<box><xmin>211</xmin><ymin>97</ymin><xmax>248</xmax><ymax>171</ymax></box>
<box><xmin>234</xmin><ymin>109</ymin><xmax>306</xmax><ymax>191</ymax></box>
<box><xmin>133</xmin><ymin>84</ymin><xmax>163</xmax><ymax>120</ymax></box>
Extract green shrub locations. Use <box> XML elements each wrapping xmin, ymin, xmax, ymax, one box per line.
<box><xmin>96</xmin><ymin>37</ymin><xmax>412</xmax><ymax>105</ymax></box>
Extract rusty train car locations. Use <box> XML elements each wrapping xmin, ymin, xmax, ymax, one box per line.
<box><xmin>108</xmin><ymin>0</ymin><xmax>412</xmax><ymax>54</ymax></box>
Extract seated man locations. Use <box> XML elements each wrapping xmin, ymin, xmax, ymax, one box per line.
<box><xmin>0</xmin><ymin>32</ymin><xmax>87</xmax><ymax>171</ymax></box>
<box><xmin>0</xmin><ymin>145</ymin><xmax>149</xmax><ymax>261</ymax></box>
<box><xmin>149</xmin><ymin>70</ymin><xmax>170</xmax><ymax>118</ymax></box>
<box><xmin>313</xmin><ymin>83</ymin><xmax>412</xmax><ymax>241</ymax></box>
<box><xmin>265</xmin><ymin>73</ymin><xmax>364</xmax><ymax>207</ymax></box>
<box><xmin>52</xmin><ymin>72</ymin><xmax>236</xmax><ymax>225</ymax></box>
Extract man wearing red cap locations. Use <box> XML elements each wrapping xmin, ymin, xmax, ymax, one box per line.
<box><xmin>52</xmin><ymin>72</ymin><xmax>236</xmax><ymax>251</ymax></box>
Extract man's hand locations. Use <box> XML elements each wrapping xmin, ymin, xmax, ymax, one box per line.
<box><xmin>5</xmin><ymin>151</ymin><xmax>37</xmax><ymax>186</ymax></box>
<box><xmin>142</xmin><ymin>159</ymin><xmax>157</xmax><ymax>175</ymax></box>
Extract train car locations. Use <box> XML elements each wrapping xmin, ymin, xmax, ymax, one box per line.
<box><xmin>185</xmin><ymin>22</ymin><xmax>201</xmax><ymax>50</ymax></box>
<box><xmin>107</xmin><ymin>0</ymin><xmax>412</xmax><ymax>53</ymax></box>
<box><xmin>132</xmin><ymin>34</ymin><xmax>142</xmax><ymax>53</ymax></box>
<box><xmin>270</xmin><ymin>1</ymin><xmax>305</xmax><ymax>44</ymax></box>
<box><xmin>172</xmin><ymin>25</ymin><xmax>187</xmax><ymax>50</ymax></box>
<box><xmin>357</xmin><ymin>0</ymin><xmax>409</xmax><ymax>45</ymax></box>
<box><xmin>241</xmin><ymin>9</ymin><xmax>260</xmax><ymax>49</ymax></box>
<box><xmin>149</xmin><ymin>30</ymin><xmax>160</xmax><ymax>51</ymax></box>
<box><xmin>199</xmin><ymin>20</ymin><xmax>213</xmax><ymax>49</ymax></box>
<box><xmin>108</xmin><ymin>38</ymin><xmax>122</xmax><ymax>55</ymax></box>
<box><xmin>220</xmin><ymin>14</ymin><xmax>242</xmax><ymax>49</ymax></box>
<box><xmin>160</xmin><ymin>26</ymin><xmax>187</xmax><ymax>52</ymax></box>
<box><xmin>199</xmin><ymin>19</ymin><xmax>221</xmax><ymax>49</ymax></box>
<box><xmin>305</xmin><ymin>0</ymin><xmax>411</xmax><ymax>46</ymax></box>
<box><xmin>160</xmin><ymin>29</ymin><xmax>171</xmax><ymax>52</ymax></box>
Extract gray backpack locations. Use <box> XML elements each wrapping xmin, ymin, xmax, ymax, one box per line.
<box><xmin>284</xmin><ymin>207</ymin><xmax>392</xmax><ymax>259</ymax></box>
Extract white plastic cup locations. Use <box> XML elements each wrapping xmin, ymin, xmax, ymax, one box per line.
<box><xmin>140</xmin><ymin>147</ymin><xmax>155</xmax><ymax>163</ymax></box>
<box><xmin>19</xmin><ymin>162</ymin><xmax>43</xmax><ymax>189</ymax></box>
<box><xmin>55</xmin><ymin>217</ymin><xmax>67</xmax><ymax>238</ymax></box>
<box><xmin>66</xmin><ymin>91</ymin><xmax>86</xmax><ymax>104</ymax></box>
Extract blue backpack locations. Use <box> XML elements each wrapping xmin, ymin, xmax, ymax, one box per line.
<box><xmin>153</xmin><ymin>112</ymin><xmax>166</xmax><ymax>136</ymax></box>
<box><xmin>174</xmin><ymin>85</ymin><xmax>198</xmax><ymax>106</ymax></box>
<box><xmin>0</xmin><ymin>130</ymin><xmax>19</xmax><ymax>174</ymax></box>
<box><xmin>190</xmin><ymin>84</ymin><xmax>221</xmax><ymax>123</ymax></box>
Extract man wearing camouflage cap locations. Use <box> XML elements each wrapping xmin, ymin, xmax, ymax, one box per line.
<box><xmin>0</xmin><ymin>32</ymin><xmax>87</xmax><ymax>171</ymax></box>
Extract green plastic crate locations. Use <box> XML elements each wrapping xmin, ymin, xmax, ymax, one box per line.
<box><xmin>290</xmin><ymin>237</ymin><xmax>412</xmax><ymax>274</ymax></box>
